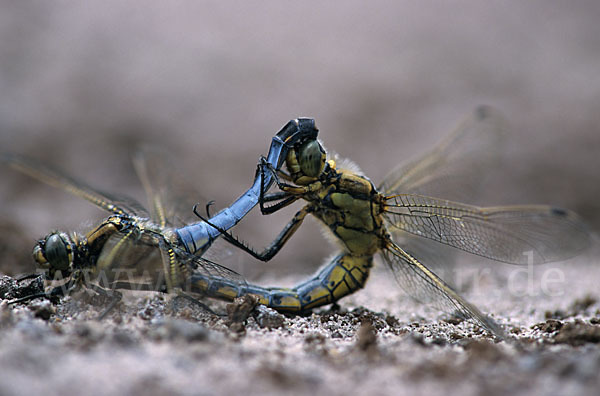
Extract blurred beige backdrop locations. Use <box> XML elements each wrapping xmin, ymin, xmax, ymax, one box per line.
<box><xmin>1</xmin><ymin>1</ymin><xmax>598</xmax><ymax>278</ymax></box>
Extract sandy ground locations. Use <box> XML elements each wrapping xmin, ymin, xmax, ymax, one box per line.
<box><xmin>1</xmin><ymin>2</ymin><xmax>600</xmax><ymax>395</ymax></box>
<box><xmin>1</xmin><ymin>254</ymin><xmax>600</xmax><ymax>396</ymax></box>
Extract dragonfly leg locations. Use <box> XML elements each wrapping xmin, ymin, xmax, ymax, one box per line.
<box><xmin>258</xmin><ymin>160</ymin><xmax>297</xmax><ymax>214</ymax></box>
<box><xmin>193</xmin><ymin>204</ymin><xmax>313</xmax><ymax>262</ymax></box>
<box><xmin>16</xmin><ymin>273</ymin><xmax>44</xmax><ymax>282</ymax></box>
<box><xmin>260</xmin><ymin>192</ymin><xmax>300</xmax><ymax>215</ymax></box>
<box><xmin>7</xmin><ymin>279</ymin><xmax>72</xmax><ymax>305</ymax></box>
<box><xmin>262</xmin><ymin>191</ymin><xmax>292</xmax><ymax>203</ymax></box>
<box><xmin>96</xmin><ymin>281</ymin><xmax>217</xmax><ymax>319</ymax></box>
<box><xmin>172</xmin><ymin>289</ymin><xmax>223</xmax><ymax>317</ymax></box>
<box><xmin>257</xmin><ymin>155</ymin><xmax>293</xmax><ymax>182</ymax></box>
<box><xmin>92</xmin><ymin>284</ymin><xmax>123</xmax><ymax>320</ymax></box>
<box><xmin>259</xmin><ymin>157</ymin><xmax>309</xmax><ymax>194</ymax></box>
<box><xmin>8</xmin><ymin>291</ymin><xmax>53</xmax><ymax>305</ymax></box>
<box><xmin>258</xmin><ymin>159</ymin><xmax>312</xmax><ymax>214</ymax></box>
<box><xmin>204</xmin><ymin>200</ymin><xmax>216</xmax><ymax>218</ymax></box>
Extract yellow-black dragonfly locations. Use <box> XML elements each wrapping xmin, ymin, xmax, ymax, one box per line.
<box><xmin>196</xmin><ymin>107</ymin><xmax>591</xmax><ymax>339</ymax></box>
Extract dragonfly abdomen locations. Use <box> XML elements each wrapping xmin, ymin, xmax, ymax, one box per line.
<box><xmin>290</xmin><ymin>253</ymin><xmax>373</xmax><ymax>311</ymax></box>
<box><xmin>190</xmin><ymin>253</ymin><xmax>373</xmax><ymax>312</ymax></box>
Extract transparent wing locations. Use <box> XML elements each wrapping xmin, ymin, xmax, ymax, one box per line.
<box><xmin>96</xmin><ymin>233</ymin><xmax>247</xmax><ymax>291</ymax></box>
<box><xmin>132</xmin><ymin>146</ymin><xmax>211</xmax><ymax>228</ymax></box>
<box><xmin>384</xmin><ymin>194</ymin><xmax>591</xmax><ymax>264</ymax></box>
<box><xmin>379</xmin><ymin>106</ymin><xmax>506</xmax><ymax>202</ymax></box>
<box><xmin>390</xmin><ymin>230</ymin><xmax>457</xmax><ymax>274</ymax></box>
<box><xmin>95</xmin><ymin>232</ymin><xmax>163</xmax><ymax>287</ymax></box>
<box><xmin>382</xmin><ymin>243</ymin><xmax>505</xmax><ymax>339</ymax></box>
<box><xmin>171</xmin><ymin>245</ymin><xmax>247</xmax><ymax>288</ymax></box>
<box><xmin>156</xmin><ymin>239</ymin><xmax>248</xmax><ymax>293</ymax></box>
<box><xmin>108</xmin><ymin>147</ymin><xmax>245</xmax><ymax>291</ymax></box>
<box><xmin>132</xmin><ymin>148</ymin><xmax>170</xmax><ymax>228</ymax></box>
<box><xmin>1</xmin><ymin>153</ymin><xmax>147</xmax><ymax>217</ymax></box>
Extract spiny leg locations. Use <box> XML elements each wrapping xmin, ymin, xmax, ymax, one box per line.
<box><xmin>7</xmin><ymin>289</ymin><xmax>59</xmax><ymax>305</ymax></box>
<box><xmin>258</xmin><ymin>158</ymin><xmax>298</xmax><ymax>214</ymax></box>
<box><xmin>16</xmin><ymin>273</ymin><xmax>43</xmax><ymax>282</ymax></box>
<box><xmin>93</xmin><ymin>279</ymin><xmax>221</xmax><ymax>318</ymax></box>
<box><xmin>190</xmin><ymin>158</ymin><xmax>315</xmax><ymax>260</ymax></box>
<box><xmin>259</xmin><ymin>158</ymin><xmax>318</xmax><ymax>195</ymax></box>
<box><xmin>171</xmin><ymin>290</ymin><xmax>223</xmax><ymax>317</ymax></box>
<box><xmin>8</xmin><ymin>276</ymin><xmax>77</xmax><ymax>305</ymax></box>
<box><xmin>193</xmin><ymin>203</ymin><xmax>313</xmax><ymax>262</ymax></box>
<box><xmin>91</xmin><ymin>283</ymin><xmax>123</xmax><ymax>320</ymax></box>
<box><xmin>260</xmin><ymin>192</ymin><xmax>300</xmax><ymax>215</ymax></box>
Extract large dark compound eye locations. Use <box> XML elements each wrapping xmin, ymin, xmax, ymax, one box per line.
<box><xmin>32</xmin><ymin>232</ymin><xmax>72</xmax><ymax>272</ymax></box>
<box><xmin>298</xmin><ymin>140</ymin><xmax>326</xmax><ymax>178</ymax></box>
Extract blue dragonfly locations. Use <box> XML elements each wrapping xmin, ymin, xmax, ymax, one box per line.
<box><xmin>3</xmin><ymin>119</ymin><xmax>318</xmax><ymax>315</ymax></box>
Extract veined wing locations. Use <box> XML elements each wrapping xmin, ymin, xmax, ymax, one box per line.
<box><xmin>155</xmin><ymin>238</ymin><xmax>248</xmax><ymax>293</ymax></box>
<box><xmin>132</xmin><ymin>147</ymin><xmax>247</xmax><ymax>292</ymax></box>
<box><xmin>1</xmin><ymin>153</ymin><xmax>147</xmax><ymax>217</ymax></box>
<box><xmin>391</xmin><ymin>231</ymin><xmax>458</xmax><ymax>275</ymax></box>
<box><xmin>384</xmin><ymin>194</ymin><xmax>591</xmax><ymax>264</ymax></box>
<box><xmin>379</xmin><ymin>106</ymin><xmax>505</xmax><ymax>202</ymax></box>
<box><xmin>170</xmin><ymin>244</ymin><xmax>247</xmax><ymax>289</ymax></box>
<box><xmin>382</xmin><ymin>243</ymin><xmax>505</xmax><ymax>339</ymax></box>
<box><xmin>95</xmin><ymin>231</ymin><xmax>163</xmax><ymax>285</ymax></box>
<box><xmin>132</xmin><ymin>147</ymin><xmax>170</xmax><ymax>228</ymax></box>
<box><xmin>132</xmin><ymin>146</ymin><xmax>212</xmax><ymax>228</ymax></box>
<box><xmin>132</xmin><ymin>147</ymin><xmax>179</xmax><ymax>291</ymax></box>
<box><xmin>95</xmin><ymin>233</ymin><xmax>247</xmax><ymax>290</ymax></box>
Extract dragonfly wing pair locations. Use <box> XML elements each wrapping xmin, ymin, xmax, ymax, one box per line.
<box><xmin>1</xmin><ymin>150</ymin><xmax>245</xmax><ymax>294</ymax></box>
<box><xmin>384</xmin><ymin>195</ymin><xmax>590</xmax><ymax>265</ymax></box>
<box><xmin>377</xmin><ymin>107</ymin><xmax>590</xmax><ymax>336</ymax></box>
<box><xmin>3</xmin><ymin>153</ymin><xmax>147</xmax><ymax>217</ymax></box>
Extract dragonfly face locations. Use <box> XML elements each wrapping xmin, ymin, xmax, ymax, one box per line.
<box><xmin>285</xmin><ymin>138</ymin><xmax>327</xmax><ymax>185</ymax></box>
<box><xmin>31</xmin><ymin>214</ymin><xmax>135</xmax><ymax>282</ymax></box>
<box><xmin>32</xmin><ymin>231</ymin><xmax>76</xmax><ymax>278</ymax></box>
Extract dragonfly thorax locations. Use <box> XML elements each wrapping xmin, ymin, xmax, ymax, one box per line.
<box><xmin>307</xmin><ymin>167</ymin><xmax>386</xmax><ymax>256</ymax></box>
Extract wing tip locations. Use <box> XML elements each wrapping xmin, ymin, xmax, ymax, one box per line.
<box><xmin>475</xmin><ymin>105</ymin><xmax>493</xmax><ymax>120</ymax></box>
<box><xmin>473</xmin><ymin>105</ymin><xmax>505</xmax><ymax>123</ymax></box>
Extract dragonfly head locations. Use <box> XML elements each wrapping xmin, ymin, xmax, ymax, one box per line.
<box><xmin>286</xmin><ymin>138</ymin><xmax>327</xmax><ymax>185</ymax></box>
<box><xmin>32</xmin><ymin>232</ymin><xmax>75</xmax><ymax>278</ymax></box>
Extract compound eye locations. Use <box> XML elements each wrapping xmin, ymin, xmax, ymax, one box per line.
<box><xmin>298</xmin><ymin>140</ymin><xmax>326</xmax><ymax>178</ymax></box>
<box><xmin>32</xmin><ymin>244</ymin><xmax>49</xmax><ymax>269</ymax></box>
<box><xmin>42</xmin><ymin>233</ymin><xmax>71</xmax><ymax>272</ymax></box>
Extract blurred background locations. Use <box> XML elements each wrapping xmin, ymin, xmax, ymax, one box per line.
<box><xmin>1</xmin><ymin>1</ymin><xmax>599</xmax><ymax>281</ymax></box>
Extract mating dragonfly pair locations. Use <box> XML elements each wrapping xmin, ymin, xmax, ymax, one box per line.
<box><xmin>3</xmin><ymin>108</ymin><xmax>590</xmax><ymax>339</ymax></box>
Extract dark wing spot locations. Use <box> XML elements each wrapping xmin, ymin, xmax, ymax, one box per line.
<box><xmin>475</xmin><ymin>105</ymin><xmax>492</xmax><ymax>120</ymax></box>
<box><xmin>551</xmin><ymin>207</ymin><xmax>568</xmax><ymax>216</ymax></box>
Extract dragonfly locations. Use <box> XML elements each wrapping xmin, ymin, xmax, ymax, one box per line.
<box><xmin>195</xmin><ymin>106</ymin><xmax>591</xmax><ymax>339</ymax></box>
<box><xmin>2</xmin><ymin>118</ymin><xmax>319</xmax><ymax>314</ymax></box>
